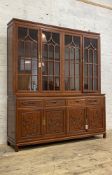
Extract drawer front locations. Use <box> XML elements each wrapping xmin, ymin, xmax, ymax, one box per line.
<box><xmin>45</xmin><ymin>100</ymin><xmax>65</xmax><ymax>107</ymax></box>
<box><xmin>68</xmin><ymin>98</ymin><xmax>85</xmax><ymax>106</ymax></box>
<box><xmin>86</xmin><ymin>98</ymin><xmax>100</xmax><ymax>106</ymax></box>
<box><xmin>17</xmin><ymin>100</ymin><xmax>43</xmax><ymax>108</ymax></box>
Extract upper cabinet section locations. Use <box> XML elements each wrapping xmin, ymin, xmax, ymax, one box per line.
<box><xmin>7</xmin><ymin>19</ymin><xmax>101</xmax><ymax>95</ymax></box>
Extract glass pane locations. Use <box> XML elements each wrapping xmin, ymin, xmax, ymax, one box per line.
<box><xmin>18</xmin><ymin>27</ymin><xmax>27</xmax><ymax>39</ymax></box>
<box><xmin>49</xmin><ymin>62</ymin><xmax>53</xmax><ymax>75</ymax></box>
<box><xmin>18</xmin><ymin>41</ymin><xmax>24</xmax><ymax>56</ymax></box>
<box><xmin>49</xmin><ymin>76</ymin><xmax>54</xmax><ymax>90</ymax></box>
<box><xmin>43</xmin><ymin>44</ymin><xmax>48</xmax><ymax>59</ymax></box>
<box><xmin>75</xmin><ymin>64</ymin><xmax>79</xmax><ymax>76</ymax></box>
<box><xmin>73</xmin><ymin>36</ymin><xmax>80</xmax><ymax>47</ymax></box>
<box><xmin>70</xmin><ymin>78</ymin><xmax>74</xmax><ymax>90</ymax></box>
<box><xmin>32</xmin><ymin>59</ymin><xmax>37</xmax><ymax>75</ymax></box>
<box><xmin>65</xmin><ymin>35</ymin><xmax>72</xmax><ymax>45</ymax></box>
<box><xmin>55</xmin><ymin>62</ymin><xmax>59</xmax><ymax>76</ymax></box>
<box><xmin>75</xmin><ymin>48</ymin><xmax>80</xmax><ymax>62</ymax></box>
<box><xmin>65</xmin><ymin>61</ymin><xmax>69</xmax><ymax>76</ymax></box>
<box><xmin>88</xmin><ymin>78</ymin><xmax>92</xmax><ymax>90</ymax></box>
<box><xmin>89</xmin><ymin>49</ymin><xmax>93</xmax><ymax>63</ymax></box>
<box><xmin>65</xmin><ymin>47</ymin><xmax>69</xmax><ymax>60</ymax></box>
<box><xmin>94</xmin><ymin>78</ymin><xmax>98</xmax><ymax>90</ymax></box>
<box><xmin>18</xmin><ymin>58</ymin><xmax>24</xmax><ymax>73</ymax></box>
<box><xmin>65</xmin><ymin>77</ymin><xmax>70</xmax><ymax>90</ymax></box>
<box><xmin>42</xmin><ymin>61</ymin><xmax>48</xmax><ymax>75</ymax></box>
<box><xmin>42</xmin><ymin>76</ymin><xmax>48</xmax><ymax>90</ymax></box>
<box><xmin>94</xmin><ymin>50</ymin><xmax>97</xmax><ymax>64</ymax></box>
<box><xmin>25</xmin><ymin>41</ymin><xmax>31</xmax><ymax>58</ymax></box>
<box><xmin>70</xmin><ymin>62</ymin><xmax>74</xmax><ymax>76</ymax></box>
<box><xmin>49</xmin><ymin>45</ymin><xmax>54</xmax><ymax>59</ymax></box>
<box><xmin>84</xmin><ymin>78</ymin><xmax>88</xmax><ymax>90</ymax></box>
<box><xmin>89</xmin><ymin>64</ymin><xmax>93</xmax><ymax>77</ymax></box>
<box><xmin>24</xmin><ymin>59</ymin><xmax>31</xmax><ymax>72</ymax></box>
<box><xmin>32</xmin><ymin>76</ymin><xmax>37</xmax><ymax>91</ymax></box>
<box><xmin>52</xmin><ymin>33</ymin><xmax>60</xmax><ymax>44</ymax></box>
<box><xmin>29</xmin><ymin>29</ymin><xmax>37</xmax><ymax>41</ymax></box>
<box><xmin>55</xmin><ymin>77</ymin><xmax>60</xmax><ymax>90</ymax></box>
<box><xmin>18</xmin><ymin>75</ymin><xmax>31</xmax><ymax>90</ymax></box>
<box><xmin>31</xmin><ymin>42</ymin><xmax>37</xmax><ymax>58</ymax></box>
<box><xmin>70</xmin><ymin>47</ymin><xmax>74</xmax><ymax>60</ymax></box>
<box><xmin>94</xmin><ymin>65</ymin><xmax>98</xmax><ymax>77</ymax></box>
<box><xmin>55</xmin><ymin>46</ymin><xmax>60</xmax><ymax>60</ymax></box>
<box><xmin>84</xmin><ymin>49</ymin><xmax>88</xmax><ymax>63</ymax></box>
<box><xmin>84</xmin><ymin>64</ymin><xmax>88</xmax><ymax>77</ymax></box>
<box><xmin>75</xmin><ymin>77</ymin><xmax>80</xmax><ymax>90</ymax></box>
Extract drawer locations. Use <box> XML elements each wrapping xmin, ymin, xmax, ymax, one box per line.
<box><xmin>45</xmin><ymin>99</ymin><xmax>65</xmax><ymax>107</ymax></box>
<box><xmin>86</xmin><ymin>98</ymin><xmax>100</xmax><ymax>105</ymax></box>
<box><xmin>68</xmin><ymin>98</ymin><xmax>85</xmax><ymax>106</ymax></box>
<box><xmin>17</xmin><ymin>100</ymin><xmax>43</xmax><ymax>108</ymax></box>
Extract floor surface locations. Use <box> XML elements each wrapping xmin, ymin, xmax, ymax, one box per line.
<box><xmin>0</xmin><ymin>132</ymin><xmax>112</xmax><ymax>175</ymax></box>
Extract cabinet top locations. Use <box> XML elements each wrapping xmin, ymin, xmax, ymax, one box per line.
<box><xmin>7</xmin><ymin>18</ymin><xmax>100</xmax><ymax>36</ymax></box>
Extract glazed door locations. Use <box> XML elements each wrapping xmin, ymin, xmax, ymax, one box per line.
<box><xmin>68</xmin><ymin>107</ymin><xmax>86</xmax><ymax>135</ymax></box>
<box><xmin>83</xmin><ymin>36</ymin><xmax>100</xmax><ymax>92</ymax></box>
<box><xmin>17</xmin><ymin>109</ymin><xmax>43</xmax><ymax>141</ymax></box>
<box><xmin>41</xmin><ymin>30</ymin><xmax>61</xmax><ymax>91</ymax></box>
<box><xmin>44</xmin><ymin>108</ymin><xmax>66</xmax><ymax>138</ymax></box>
<box><xmin>64</xmin><ymin>34</ymin><xmax>82</xmax><ymax>91</ymax></box>
<box><xmin>17</xmin><ymin>27</ymin><xmax>39</xmax><ymax>92</ymax></box>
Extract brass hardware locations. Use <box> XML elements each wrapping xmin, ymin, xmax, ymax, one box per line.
<box><xmin>38</xmin><ymin>52</ymin><xmax>42</xmax><ymax>68</ymax></box>
<box><xmin>38</xmin><ymin>62</ymin><xmax>41</xmax><ymax>68</ymax></box>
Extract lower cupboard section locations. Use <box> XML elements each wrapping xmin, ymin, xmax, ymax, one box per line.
<box><xmin>7</xmin><ymin>96</ymin><xmax>106</xmax><ymax>151</ymax></box>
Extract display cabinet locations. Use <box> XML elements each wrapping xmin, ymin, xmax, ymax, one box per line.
<box><xmin>7</xmin><ymin>19</ymin><xmax>106</xmax><ymax>151</ymax></box>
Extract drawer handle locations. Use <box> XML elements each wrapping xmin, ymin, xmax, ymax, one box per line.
<box><xmin>52</xmin><ymin>101</ymin><xmax>57</xmax><ymax>104</ymax></box>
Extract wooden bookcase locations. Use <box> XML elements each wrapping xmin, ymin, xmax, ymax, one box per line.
<box><xmin>7</xmin><ymin>18</ymin><xmax>106</xmax><ymax>151</ymax></box>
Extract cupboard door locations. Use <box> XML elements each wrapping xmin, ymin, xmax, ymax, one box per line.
<box><xmin>83</xmin><ymin>37</ymin><xmax>100</xmax><ymax>92</ymax></box>
<box><xmin>64</xmin><ymin>34</ymin><xmax>81</xmax><ymax>91</ymax></box>
<box><xmin>86</xmin><ymin>106</ymin><xmax>104</xmax><ymax>132</ymax></box>
<box><xmin>44</xmin><ymin>108</ymin><xmax>66</xmax><ymax>137</ymax></box>
<box><xmin>41</xmin><ymin>30</ymin><xmax>60</xmax><ymax>91</ymax></box>
<box><xmin>17</xmin><ymin>109</ymin><xmax>43</xmax><ymax>141</ymax></box>
<box><xmin>17</xmin><ymin>27</ymin><xmax>38</xmax><ymax>92</ymax></box>
<box><xmin>68</xmin><ymin>107</ymin><xmax>85</xmax><ymax>135</ymax></box>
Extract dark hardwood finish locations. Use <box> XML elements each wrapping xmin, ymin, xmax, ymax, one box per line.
<box><xmin>7</xmin><ymin>18</ymin><xmax>106</xmax><ymax>151</ymax></box>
